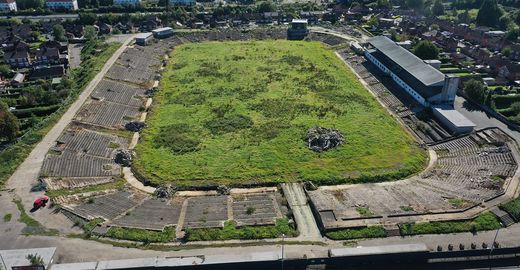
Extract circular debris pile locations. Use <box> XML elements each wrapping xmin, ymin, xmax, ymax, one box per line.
<box><xmin>125</xmin><ymin>121</ymin><xmax>146</xmax><ymax>132</ymax></box>
<box><xmin>307</xmin><ymin>127</ymin><xmax>345</xmax><ymax>152</ymax></box>
<box><xmin>114</xmin><ymin>149</ymin><xmax>132</xmax><ymax>167</ymax></box>
<box><xmin>154</xmin><ymin>184</ymin><xmax>177</xmax><ymax>198</ymax></box>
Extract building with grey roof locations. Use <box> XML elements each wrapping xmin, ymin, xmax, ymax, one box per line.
<box><xmin>432</xmin><ymin>105</ymin><xmax>475</xmax><ymax>134</ymax></box>
<box><xmin>365</xmin><ymin>36</ymin><xmax>459</xmax><ymax>107</ymax></box>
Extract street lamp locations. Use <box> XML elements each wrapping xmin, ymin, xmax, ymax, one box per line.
<box><xmin>488</xmin><ymin>221</ymin><xmax>504</xmax><ymax>270</ymax></box>
<box><xmin>281</xmin><ymin>233</ymin><xmax>285</xmax><ymax>270</ymax></box>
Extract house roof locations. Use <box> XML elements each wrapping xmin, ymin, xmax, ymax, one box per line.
<box><xmin>367</xmin><ymin>36</ymin><xmax>445</xmax><ymax>87</ymax></box>
<box><xmin>28</xmin><ymin>65</ymin><xmax>65</xmax><ymax>80</ymax></box>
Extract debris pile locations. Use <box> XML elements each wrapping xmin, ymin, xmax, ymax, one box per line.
<box><xmin>217</xmin><ymin>185</ymin><xmax>230</xmax><ymax>195</ymax></box>
<box><xmin>125</xmin><ymin>121</ymin><xmax>146</xmax><ymax>132</ymax></box>
<box><xmin>154</xmin><ymin>184</ymin><xmax>177</xmax><ymax>198</ymax></box>
<box><xmin>114</xmin><ymin>150</ymin><xmax>132</xmax><ymax>167</ymax></box>
<box><xmin>307</xmin><ymin>127</ymin><xmax>345</xmax><ymax>152</ymax></box>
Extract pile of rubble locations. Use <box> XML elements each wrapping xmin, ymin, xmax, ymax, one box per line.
<box><xmin>307</xmin><ymin>127</ymin><xmax>345</xmax><ymax>152</ymax></box>
<box><xmin>114</xmin><ymin>150</ymin><xmax>132</xmax><ymax>167</ymax></box>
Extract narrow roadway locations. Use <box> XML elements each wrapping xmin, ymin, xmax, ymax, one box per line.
<box><xmin>5</xmin><ymin>35</ymin><xmax>135</xmax><ymax>231</ymax></box>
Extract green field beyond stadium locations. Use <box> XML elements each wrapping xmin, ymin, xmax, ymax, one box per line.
<box><xmin>133</xmin><ymin>40</ymin><xmax>427</xmax><ymax>188</ymax></box>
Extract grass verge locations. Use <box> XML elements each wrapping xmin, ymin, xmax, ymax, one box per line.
<box><xmin>400</xmin><ymin>212</ymin><xmax>502</xmax><ymax>236</ymax></box>
<box><xmin>185</xmin><ymin>218</ymin><xmax>298</xmax><ymax>241</ymax></box>
<box><xmin>0</xmin><ymin>42</ymin><xmax>121</xmax><ymax>188</ymax></box>
<box><xmin>326</xmin><ymin>226</ymin><xmax>387</xmax><ymax>240</ymax></box>
<box><xmin>106</xmin><ymin>226</ymin><xmax>176</xmax><ymax>243</ymax></box>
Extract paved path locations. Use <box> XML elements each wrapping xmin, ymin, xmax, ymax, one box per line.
<box><xmin>5</xmin><ymin>36</ymin><xmax>134</xmax><ymax>231</ymax></box>
<box><xmin>281</xmin><ymin>183</ymin><xmax>322</xmax><ymax>240</ymax></box>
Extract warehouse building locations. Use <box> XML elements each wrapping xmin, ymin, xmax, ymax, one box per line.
<box><xmin>152</xmin><ymin>27</ymin><xmax>174</xmax><ymax>39</ymax></box>
<box><xmin>135</xmin><ymin>33</ymin><xmax>153</xmax><ymax>46</ymax></box>
<box><xmin>432</xmin><ymin>105</ymin><xmax>476</xmax><ymax>134</ymax></box>
<box><xmin>365</xmin><ymin>36</ymin><xmax>459</xmax><ymax>107</ymax></box>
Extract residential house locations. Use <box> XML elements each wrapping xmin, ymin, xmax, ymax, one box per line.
<box><xmin>481</xmin><ymin>30</ymin><xmax>506</xmax><ymax>51</ymax></box>
<box><xmin>113</xmin><ymin>0</ymin><xmax>140</xmax><ymax>6</ymax></box>
<box><xmin>139</xmin><ymin>16</ymin><xmax>162</xmax><ymax>32</ymax></box>
<box><xmin>3</xmin><ymin>41</ymin><xmax>31</xmax><ymax>68</ymax></box>
<box><xmin>28</xmin><ymin>65</ymin><xmax>65</xmax><ymax>80</ymax></box>
<box><xmin>11</xmin><ymin>24</ymin><xmax>32</xmax><ymax>42</ymax></box>
<box><xmin>498</xmin><ymin>63</ymin><xmax>520</xmax><ymax>82</ymax></box>
<box><xmin>169</xmin><ymin>0</ymin><xmax>195</xmax><ymax>5</ymax></box>
<box><xmin>0</xmin><ymin>0</ymin><xmax>17</xmax><ymax>12</ymax></box>
<box><xmin>64</xmin><ymin>24</ymin><xmax>84</xmax><ymax>38</ymax></box>
<box><xmin>11</xmin><ymin>72</ymin><xmax>24</xmax><ymax>86</ymax></box>
<box><xmin>46</xmin><ymin>0</ymin><xmax>78</xmax><ymax>11</ymax></box>
<box><xmin>97</xmin><ymin>23</ymin><xmax>112</xmax><ymax>35</ymax></box>
<box><xmin>33</xmin><ymin>42</ymin><xmax>68</xmax><ymax>67</ymax></box>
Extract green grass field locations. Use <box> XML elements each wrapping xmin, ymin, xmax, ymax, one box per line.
<box><xmin>134</xmin><ymin>40</ymin><xmax>426</xmax><ymax>188</ymax></box>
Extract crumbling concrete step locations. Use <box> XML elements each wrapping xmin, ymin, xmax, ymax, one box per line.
<box><xmin>491</xmin><ymin>207</ymin><xmax>515</xmax><ymax>227</ymax></box>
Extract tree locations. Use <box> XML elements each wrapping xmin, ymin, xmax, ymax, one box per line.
<box><xmin>52</xmin><ymin>24</ymin><xmax>66</xmax><ymax>42</ymax></box>
<box><xmin>464</xmin><ymin>79</ymin><xmax>487</xmax><ymax>104</ymax></box>
<box><xmin>0</xmin><ymin>64</ymin><xmax>12</xmax><ymax>77</ymax></box>
<box><xmin>78</xmin><ymin>12</ymin><xmax>97</xmax><ymax>26</ymax></box>
<box><xmin>26</xmin><ymin>254</ymin><xmax>44</xmax><ymax>267</ymax></box>
<box><xmin>377</xmin><ymin>0</ymin><xmax>390</xmax><ymax>9</ymax></box>
<box><xmin>502</xmin><ymin>47</ymin><xmax>512</xmax><ymax>57</ymax></box>
<box><xmin>0</xmin><ymin>101</ymin><xmax>19</xmax><ymax>142</ymax></box>
<box><xmin>432</xmin><ymin>0</ymin><xmax>444</xmax><ymax>15</ymax></box>
<box><xmin>406</xmin><ymin>0</ymin><xmax>424</xmax><ymax>12</ymax></box>
<box><xmin>412</xmin><ymin>40</ymin><xmax>440</xmax><ymax>60</ymax></box>
<box><xmin>506</xmin><ymin>27</ymin><xmax>520</xmax><ymax>41</ymax></box>
<box><xmin>476</xmin><ymin>0</ymin><xmax>502</xmax><ymax>27</ymax></box>
<box><xmin>84</xmin><ymin>25</ymin><xmax>98</xmax><ymax>41</ymax></box>
<box><xmin>511</xmin><ymin>102</ymin><xmax>520</xmax><ymax>114</ymax></box>
<box><xmin>458</xmin><ymin>10</ymin><xmax>471</xmax><ymax>23</ymax></box>
<box><xmin>256</xmin><ymin>1</ymin><xmax>275</xmax><ymax>13</ymax></box>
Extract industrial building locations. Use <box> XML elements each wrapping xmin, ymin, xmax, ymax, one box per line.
<box><xmin>135</xmin><ymin>33</ymin><xmax>153</xmax><ymax>46</ymax></box>
<box><xmin>152</xmin><ymin>27</ymin><xmax>174</xmax><ymax>39</ymax></box>
<box><xmin>365</xmin><ymin>36</ymin><xmax>459</xmax><ymax>107</ymax></box>
<box><xmin>432</xmin><ymin>105</ymin><xmax>476</xmax><ymax>134</ymax></box>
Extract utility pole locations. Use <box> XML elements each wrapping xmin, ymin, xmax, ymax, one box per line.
<box><xmin>281</xmin><ymin>233</ymin><xmax>285</xmax><ymax>270</ymax></box>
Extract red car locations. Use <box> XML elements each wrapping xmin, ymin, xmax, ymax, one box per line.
<box><xmin>33</xmin><ymin>196</ymin><xmax>49</xmax><ymax>209</ymax></box>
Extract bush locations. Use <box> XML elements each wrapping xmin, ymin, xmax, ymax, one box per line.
<box><xmin>204</xmin><ymin>114</ymin><xmax>253</xmax><ymax>135</ymax></box>
<box><xmin>154</xmin><ymin>124</ymin><xmax>200</xmax><ymax>154</ymax></box>
<box><xmin>326</xmin><ymin>226</ymin><xmax>387</xmax><ymax>240</ymax></box>
<box><xmin>106</xmin><ymin>226</ymin><xmax>175</xmax><ymax>243</ymax></box>
<box><xmin>185</xmin><ymin>218</ymin><xmax>297</xmax><ymax>241</ymax></box>
<box><xmin>400</xmin><ymin>212</ymin><xmax>501</xmax><ymax>235</ymax></box>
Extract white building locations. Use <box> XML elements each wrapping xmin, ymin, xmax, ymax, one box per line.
<box><xmin>365</xmin><ymin>36</ymin><xmax>459</xmax><ymax>107</ymax></box>
<box><xmin>169</xmin><ymin>0</ymin><xmax>195</xmax><ymax>6</ymax></box>
<box><xmin>46</xmin><ymin>0</ymin><xmax>78</xmax><ymax>10</ymax></box>
<box><xmin>113</xmin><ymin>0</ymin><xmax>141</xmax><ymax>6</ymax></box>
<box><xmin>0</xmin><ymin>0</ymin><xmax>17</xmax><ymax>12</ymax></box>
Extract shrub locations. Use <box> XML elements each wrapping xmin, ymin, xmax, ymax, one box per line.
<box><xmin>106</xmin><ymin>226</ymin><xmax>175</xmax><ymax>243</ymax></box>
<box><xmin>326</xmin><ymin>226</ymin><xmax>387</xmax><ymax>240</ymax></box>
<box><xmin>400</xmin><ymin>212</ymin><xmax>501</xmax><ymax>235</ymax></box>
<box><xmin>204</xmin><ymin>114</ymin><xmax>253</xmax><ymax>135</ymax></box>
<box><xmin>185</xmin><ymin>218</ymin><xmax>297</xmax><ymax>241</ymax></box>
<box><xmin>154</xmin><ymin>124</ymin><xmax>200</xmax><ymax>154</ymax></box>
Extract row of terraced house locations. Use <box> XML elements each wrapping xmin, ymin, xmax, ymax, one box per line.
<box><xmin>0</xmin><ymin>0</ymin><xmax>197</xmax><ymax>11</ymax></box>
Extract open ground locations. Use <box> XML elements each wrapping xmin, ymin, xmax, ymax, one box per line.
<box><xmin>133</xmin><ymin>40</ymin><xmax>427</xmax><ymax>188</ymax></box>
